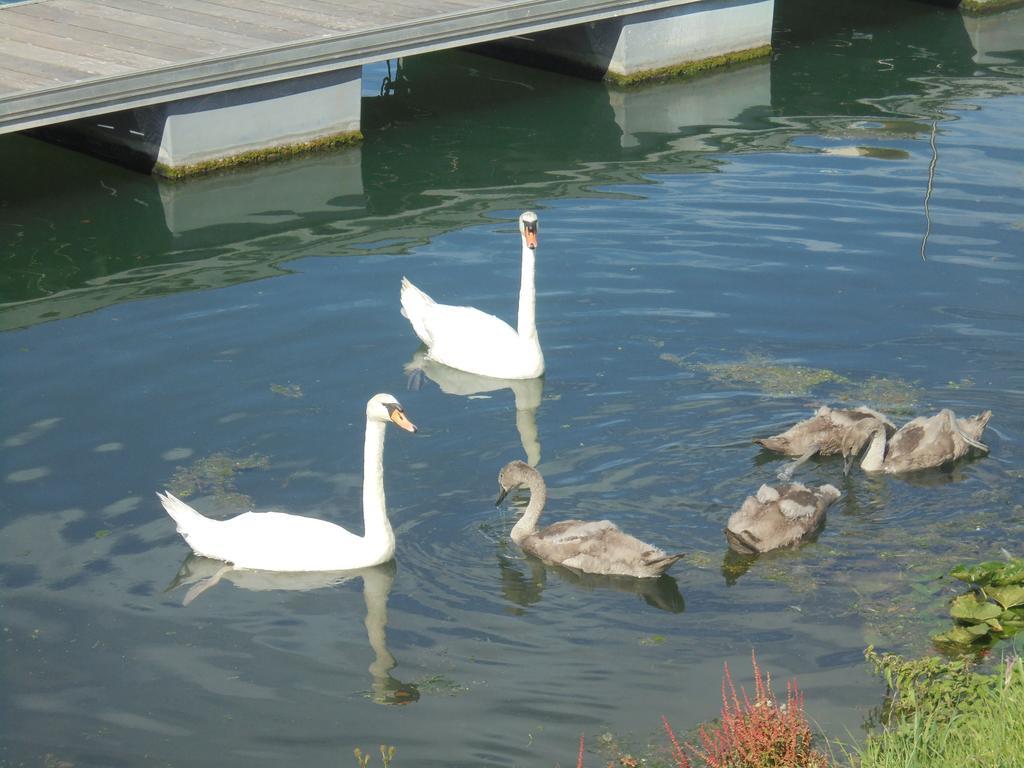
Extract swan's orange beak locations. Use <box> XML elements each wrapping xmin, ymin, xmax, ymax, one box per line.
<box><xmin>390</xmin><ymin>409</ymin><xmax>417</xmax><ymax>433</ymax></box>
<box><xmin>523</xmin><ymin>227</ymin><xmax>538</xmax><ymax>250</ymax></box>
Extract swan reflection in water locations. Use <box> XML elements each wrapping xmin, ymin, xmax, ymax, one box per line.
<box><xmin>495</xmin><ymin>548</ymin><xmax>685</xmax><ymax>614</ymax></box>
<box><xmin>405</xmin><ymin>350</ymin><xmax>543</xmax><ymax>465</ymax></box>
<box><xmin>166</xmin><ymin>555</ymin><xmax>419</xmax><ymax>705</ymax></box>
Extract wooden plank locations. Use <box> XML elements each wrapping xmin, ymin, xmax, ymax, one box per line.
<box><xmin>263</xmin><ymin>0</ymin><xmax>404</xmax><ymax>19</ymax></box>
<box><xmin>157</xmin><ymin>0</ymin><xmax>331</xmax><ymax>38</ymax></box>
<box><xmin>8</xmin><ymin>3</ymin><xmax>245</xmax><ymax>56</ymax></box>
<box><xmin>267</xmin><ymin>0</ymin><xmax>486</xmax><ymax>24</ymax></box>
<box><xmin>383</xmin><ymin>0</ymin><xmax>493</xmax><ymax>15</ymax></box>
<box><xmin>0</xmin><ymin>39</ymin><xmax>141</xmax><ymax>78</ymax></box>
<box><xmin>197</xmin><ymin>0</ymin><xmax>363</xmax><ymax>33</ymax></box>
<box><xmin>90</xmin><ymin>0</ymin><xmax>301</xmax><ymax>45</ymax></box>
<box><xmin>0</xmin><ymin>49</ymin><xmax>97</xmax><ymax>83</ymax></box>
<box><xmin>0</xmin><ymin>21</ymin><xmax>176</xmax><ymax>69</ymax></box>
<box><xmin>1</xmin><ymin>10</ymin><xmax>205</xmax><ymax>61</ymax></box>
<box><xmin>0</xmin><ymin>66</ymin><xmax>59</xmax><ymax>94</ymax></box>
<box><xmin>30</xmin><ymin>0</ymin><xmax>276</xmax><ymax>51</ymax></box>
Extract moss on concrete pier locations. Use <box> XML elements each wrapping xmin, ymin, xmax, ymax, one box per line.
<box><xmin>961</xmin><ymin>0</ymin><xmax>1024</xmax><ymax>13</ymax></box>
<box><xmin>154</xmin><ymin>129</ymin><xmax>362</xmax><ymax>179</ymax></box>
<box><xmin>607</xmin><ymin>43</ymin><xmax>772</xmax><ymax>87</ymax></box>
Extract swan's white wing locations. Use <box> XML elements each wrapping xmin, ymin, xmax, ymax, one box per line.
<box><xmin>424</xmin><ymin>303</ymin><xmax>519</xmax><ymax>345</ymax></box>
<box><xmin>401</xmin><ymin>276</ymin><xmax>542</xmax><ymax>379</ymax></box>
<box><xmin>194</xmin><ymin>512</ymin><xmax>375</xmax><ymax>572</ymax></box>
<box><xmin>419</xmin><ymin>304</ymin><xmax>537</xmax><ymax>378</ymax></box>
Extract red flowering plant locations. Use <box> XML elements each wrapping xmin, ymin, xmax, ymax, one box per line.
<box><xmin>662</xmin><ymin>651</ymin><xmax>829</xmax><ymax>768</ymax></box>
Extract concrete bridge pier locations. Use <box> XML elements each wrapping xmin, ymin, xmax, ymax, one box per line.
<box><xmin>29</xmin><ymin>66</ymin><xmax>363</xmax><ymax>179</ymax></box>
<box><xmin>477</xmin><ymin>0</ymin><xmax>775</xmax><ymax>84</ymax></box>
<box><xmin>152</xmin><ymin>68</ymin><xmax>362</xmax><ymax>177</ymax></box>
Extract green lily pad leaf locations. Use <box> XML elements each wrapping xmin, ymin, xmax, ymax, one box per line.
<box><xmin>951</xmin><ymin>561</ymin><xmax>1008</xmax><ymax>585</ymax></box>
<box><xmin>949</xmin><ymin>593</ymin><xmax>1003</xmax><ymax>622</ymax></box>
<box><xmin>1000</xmin><ymin>617</ymin><xmax>1024</xmax><ymax>631</ymax></box>
<box><xmin>985</xmin><ymin>585</ymin><xmax>1024</xmax><ymax>610</ymax></box>
<box><xmin>934</xmin><ymin>625</ymin><xmax>989</xmax><ymax>645</ymax></box>
<box><xmin>958</xmin><ymin>559</ymin><xmax>1024</xmax><ymax>586</ymax></box>
<box><xmin>991</xmin><ymin>561</ymin><xmax>1024</xmax><ymax>586</ymax></box>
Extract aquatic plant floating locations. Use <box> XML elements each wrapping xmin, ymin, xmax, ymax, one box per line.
<box><xmin>836</xmin><ymin>375</ymin><xmax>920</xmax><ymax>415</ymax></box>
<box><xmin>168</xmin><ymin>451</ymin><xmax>270</xmax><ymax>509</ymax></box>
<box><xmin>696</xmin><ymin>354</ymin><xmax>848</xmax><ymax>397</ymax></box>
<box><xmin>934</xmin><ymin>558</ymin><xmax>1024</xmax><ymax>650</ymax></box>
<box><xmin>400</xmin><ymin>211</ymin><xmax>544</xmax><ymax>380</ymax></box>
<box><xmin>157</xmin><ymin>394</ymin><xmax>417</xmax><ymax>571</ymax></box>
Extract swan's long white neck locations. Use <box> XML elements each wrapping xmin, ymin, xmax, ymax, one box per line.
<box><xmin>362</xmin><ymin>417</ymin><xmax>394</xmax><ymax>554</ymax></box>
<box><xmin>510</xmin><ymin>471</ymin><xmax>547</xmax><ymax>544</ymax></box>
<box><xmin>516</xmin><ymin>238</ymin><xmax>538</xmax><ymax>340</ymax></box>
<box><xmin>859</xmin><ymin>427</ymin><xmax>887</xmax><ymax>472</ymax></box>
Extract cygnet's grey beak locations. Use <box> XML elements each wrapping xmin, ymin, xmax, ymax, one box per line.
<box><xmin>843</xmin><ymin>452</ymin><xmax>856</xmax><ymax>477</ymax></box>
<box><xmin>495</xmin><ymin>486</ymin><xmax>510</xmax><ymax>507</ymax></box>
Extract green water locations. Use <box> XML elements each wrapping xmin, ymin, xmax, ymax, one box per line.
<box><xmin>2</xmin><ymin>1</ymin><xmax>1023</xmax><ymax>765</ymax></box>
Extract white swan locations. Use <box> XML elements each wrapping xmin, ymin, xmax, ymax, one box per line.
<box><xmin>400</xmin><ymin>211</ymin><xmax>544</xmax><ymax>380</ymax></box>
<box><xmin>157</xmin><ymin>394</ymin><xmax>417</xmax><ymax>572</ymax></box>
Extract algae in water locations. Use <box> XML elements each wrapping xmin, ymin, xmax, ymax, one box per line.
<box><xmin>696</xmin><ymin>354</ymin><xmax>849</xmax><ymax>397</ymax></box>
<box><xmin>836</xmin><ymin>375</ymin><xmax>920</xmax><ymax>415</ymax></box>
<box><xmin>270</xmin><ymin>383</ymin><xmax>303</xmax><ymax>399</ymax></box>
<box><xmin>168</xmin><ymin>451</ymin><xmax>270</xmax><ymax>509</ymax></box>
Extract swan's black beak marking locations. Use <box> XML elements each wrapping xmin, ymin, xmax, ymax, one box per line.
<box><xmin>523</xmin><ymin>221</ymin><xmax>538</xmax><ymax>251</ymax></box>
<box><xmin>385</xmin><ymin>403</ymin><xmax>418</xmax><ymax>433</ymax></box>
<box><xmin>495</xmin><ymin>486</ymin><xmax>510</xmax><ymax>507</ymax></box>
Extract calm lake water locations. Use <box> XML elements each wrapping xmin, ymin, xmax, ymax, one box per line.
<box><xmin>2</xmin><ymin>1</ymin><xmax>1023</xmax><ymax>766</ymax></box>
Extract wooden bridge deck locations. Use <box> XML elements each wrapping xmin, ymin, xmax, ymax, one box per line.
<box><xmin>0</xmin><ymin>0</ymin><xmax>700</xmax><ymax>133</ymax></box>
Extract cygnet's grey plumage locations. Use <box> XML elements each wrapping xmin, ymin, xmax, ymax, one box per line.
<box><xmin>725</xmin><ymin>482</ymin><xmax>840</xmax><ymax>555</ymax></box>
<box><xmin>495</xmin><ymin>461</ymin><xmax>683</xmax><ymax>578</ymax></box>
<box><xmin>754</xmin><ymin>405</ymin><xmax>896</xmax><ymax>457</ymax></box>
<box><xmin>843</xmin><ymin>408</ymin><xmax>991</xmax><ymax>475</ymax></box>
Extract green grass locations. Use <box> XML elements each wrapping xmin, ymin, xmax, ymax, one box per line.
<box><xmin>846</xmin><ymin>654</ymin><xmax>1024</xmax><ymax>768</ymax></box>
